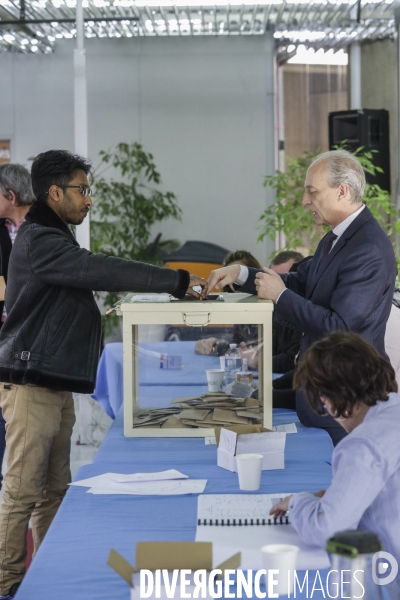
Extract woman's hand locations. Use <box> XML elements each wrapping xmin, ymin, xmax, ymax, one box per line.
<box><xmin>269</xmin><ymin>495</ymin><xmax>292</xmax><ymax>519</ymax></box>
<box><xmin>314</xmin><ymin>490</ymin><xmax>326</xmax><ymax>498</ymax></box>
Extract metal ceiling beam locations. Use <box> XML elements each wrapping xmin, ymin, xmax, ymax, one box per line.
<box><xmin>0</xmin><ymin>0</ymin><xmax>397</xmax><ymax>52</ymax></box>
<box><xmin>0</xmin><ymin>16</ymin><xmax>138</xmax><ymax>25</ymax></box>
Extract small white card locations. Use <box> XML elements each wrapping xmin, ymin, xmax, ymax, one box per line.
<box><xmin>218</xmin><ymin>429</ymin><xmax>237</xmax><ymax>454</ymax></box>
<box><xmin>272</xmin><ymin>423</ymin><xmax>297</xmax><ymax>434</ymax></box>
<box><xmin>204</xmin><ymin>436</ymin><xmax>217</xmax><ymax>445</ymax></box>
<box><xmin>130</xmin><ymin>294</ymin><xmax>171</xmax><ymax>303</ymax></box>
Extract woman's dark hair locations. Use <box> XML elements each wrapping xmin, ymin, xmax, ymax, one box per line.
<box><xmin>223</xmin><ymin>250</ymin><xmax>262</xmax><ymax>269</ymax></box>
<box><xmin>294</xmin><ymin>331</ymin><xmax>397</xmax><ymax>418</ymax></box>
<box><xmin>31</xmin><ymin>150</ymin><xmax>92</xmax><ymax>203</ymax></box>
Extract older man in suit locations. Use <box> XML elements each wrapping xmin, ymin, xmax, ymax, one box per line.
<box><xmin>206</xmin><ymin>150</ymin><xmax>396</xmax><ymax>445</ymax></box>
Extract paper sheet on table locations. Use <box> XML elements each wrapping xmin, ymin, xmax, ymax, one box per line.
<box><xmin>195</xmin><ymin>494</ymin><xmax>330</xmax><ymax>571</ymax></box>
<box><xmin>70</xmin><ymin>469</ymin><xmax>188</xmax><ymax>488</ymax></box>
<box><xmin>205</xmin><ymin>436</ymin><xmax>216</xmax><ymax>445</ymax></box>
<box><xmin>236</xmin><ymin>431</ymin><xmax>286</xmax><ymax>455</ymax></box>
<box><xmin>272</xmin><ymin>423</ymin><xmax>298</xmax><ymax>433</ymax></box>
<box><xmin>196</xmin><ymin>523</ymin><xmax>329</xmax><ymax>571</ymax></box>
<box><xmin>87</xmin><ymin>479</ymin><xmax>208</xmax><ymax>495</ymax></box>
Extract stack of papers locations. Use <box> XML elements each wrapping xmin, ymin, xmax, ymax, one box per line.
<box><xmin>131</xmin><ymin>408</ymin><xmax>185</xmax><ymax>429</ymax></box>
<box><xmin>131</xmin><ymin>393</ymin><xmax>264</xmax><ymax>430</ymax></box>
<box><xmin>70</xmin><ymin>469</ymin><xmax>207</xmax><ymax>495</ymax></box>
<box><xmin>167</xmin><ymin>393</ymin><xmax>264</xmax><ymax>428</ymax></box>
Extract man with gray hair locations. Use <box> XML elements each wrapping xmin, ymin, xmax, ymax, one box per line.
<box><xmin>270</xmin><ymin>250</ymin><xmax>304</xmax><ymax>274</ymax></box>
<box><xmin>0</xmin><ymin>163</ymin><xmax>34</xmax><ymax>492</ymax></box>
<box><xmin>0</xmin><ymin>163</ymin><xmax>34</xmax><ymax>320</ymax></box>
<box><xmin>207</xmin><ymin>150</ymin><xmax>396</xmax><ymax>445</ymax></box>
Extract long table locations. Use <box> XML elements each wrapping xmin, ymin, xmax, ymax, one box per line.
<box><xmin>15</xmin><ymin>407</ymin><xmax>334</xmax><ymax>600</ymax></box>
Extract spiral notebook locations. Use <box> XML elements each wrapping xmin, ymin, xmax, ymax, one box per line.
<box><xmin>195</xmin><ymin>494</ymin><xmax>330</xmax><ymax>571</ymax></box>
<box><xmin>197</xmin><ymin>493</ymin><xmax>291</xmax><ymax>526</ymax></box>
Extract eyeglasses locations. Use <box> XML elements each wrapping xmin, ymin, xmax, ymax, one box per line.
<box><xmin>47</xmin><ymin>185</ymin><xmax>92</xmax><ymax>198</ymax></box>
<box><xmin>60</xmin><ymin>185</ymin><xmax>92</xmax><ymax>198</ymax></box>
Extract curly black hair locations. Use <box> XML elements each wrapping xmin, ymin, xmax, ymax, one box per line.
<box><xmin>294</xmin><ymin>331</ymin><xmax>397</xmax><ymax>418</ymax></box>
<box><xmin>31</xmin><ymin>150</ymin><xmax>92</xmax><ymax>203</ymax></box>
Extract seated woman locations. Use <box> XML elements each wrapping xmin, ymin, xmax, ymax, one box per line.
<box><xmin>270</xmin><ymin>330</ymin><xmax>400</xmax><ymax>600</ymax></box>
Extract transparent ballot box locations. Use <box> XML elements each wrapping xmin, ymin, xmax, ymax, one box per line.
<box><xmin>118</xmin><ymin>293</ymin><xmax>273</xmax><ymax>437</ymax></box>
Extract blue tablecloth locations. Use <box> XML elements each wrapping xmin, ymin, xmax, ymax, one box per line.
<box><xmin>92</xmin><ymin>342</ymin><xmax>124</xmax><ymax>418</ymax></box>
<box><xmin>16</xmin><ymin>408</ymin><xmax>334</xmax><ymax>600</ymax></box>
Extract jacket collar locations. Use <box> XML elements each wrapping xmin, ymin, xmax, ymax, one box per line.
<box><xmin>339</xmin><ymin>204</ymin><xmax>372</xmax><ymax>241</ymax></box>
<box><xmin>25</xmin><ymin>201</ymin><xmax>78</xmax><ymax>245</ymax></box>
<box><xmin>307</xmin><ymin>205</ymin><xmax>374</xmax><ymax>296</ymax></box>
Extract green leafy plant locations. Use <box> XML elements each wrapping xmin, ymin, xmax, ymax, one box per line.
<box><xmin>258</xmin><ymin>147</ymin><xmax>400</xmax><ymax>265</ymax></box>
<box><xmin>91</xmin><ymin>142</ymin><xmax>181</xmax><ymax>336</ymax></box>
<box><xmin>259</xmin><ymin>151</ymin><xmax>319</xmax><ymax>252</ymax></box>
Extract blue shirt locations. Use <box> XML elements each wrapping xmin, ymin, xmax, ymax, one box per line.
<box><xmin>289</xmin><ymin>393</ymin><xmax>400</xmax><ymax>599</ymax></box>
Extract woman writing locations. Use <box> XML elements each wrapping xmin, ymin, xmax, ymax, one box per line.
<box><xmin>270</xmin><ymin>331</ymin><xmax>400</xmax><ymax>599</ymax></box>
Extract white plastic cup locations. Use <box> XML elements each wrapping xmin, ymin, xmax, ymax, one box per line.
<box><xmin>261</xmin><ymin>544</ymin><xmax>299</xmax><ymax>596</ymax></box>
<box><xmin>219</xmin><ymin>356</ymin><xmax>226</xmax><ymax>370</ymax></box>
<box><xmin>206</xmin><ymin>369</ymin><xmax>225</xmax><ymax>393</ymax></box>
<box><xmin>235</xmin><ymin>453</ymin><xmax>263</xmax><ymax>491</ymax></box>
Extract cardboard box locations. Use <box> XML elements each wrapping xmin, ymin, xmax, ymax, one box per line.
<box><xmin>216</xmin><ymin>425</ymin><xmax>286</xmax><ymax>472</ymax></box>
<box><xmin>107</xmin><ymin>541</ymin><xmax>240</xmax><ymax>600</ymax></box>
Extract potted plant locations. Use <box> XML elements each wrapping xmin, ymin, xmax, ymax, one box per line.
<box><xmin>258</xmin><ymin>147</ymin><xmax>400</xmax><ymax>270</ymax></box>
<box><xmin>91</xmin><ymin>142</ymin><xmax>181</xmax><ymax>336</ymax></box>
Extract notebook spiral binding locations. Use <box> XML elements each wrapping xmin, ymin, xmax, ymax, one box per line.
<box><xmin>197</xmin><ymin>516</ymin><xmax>290</xmax><ymax>526</ymax></box>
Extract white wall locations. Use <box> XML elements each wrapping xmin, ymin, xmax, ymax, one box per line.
<box><xmin>0</xmin><ymin>34</ymin><xmax>276</xmax><ymax>264</ymax></box>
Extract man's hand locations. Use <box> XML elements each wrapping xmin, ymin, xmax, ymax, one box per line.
<box><xmin>269</xmin><ymin>495</ymin><xmax>292</xmax><ymax>519</ymax></box>
<box><xmin>205</xmin><ymin>265</ymin><xmax>241</xmax><ymax>296</ymax></box>
<box><xmin>255</xmin><ymin>268</ymin><xmax>286</xmax><ymax>302</ymax></box>
<box><xmin>187</xmin><ymin>274</ymin><xmax>207</xmax><ymax>299</ymax></box>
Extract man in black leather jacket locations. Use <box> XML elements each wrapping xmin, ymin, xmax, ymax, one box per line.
<box><xmin>0</xmin><ymin>150</ymin><xmax>205</xmax><ymax>599</ymax></box>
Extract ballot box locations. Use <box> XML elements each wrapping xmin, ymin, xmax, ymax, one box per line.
<box><xmin>117</xmin><ymin>293</ymin><xmax>273</xmax><ymax>437</ymax></box>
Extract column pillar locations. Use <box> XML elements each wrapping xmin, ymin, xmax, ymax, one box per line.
<box><xmin>349</xmin><ymin>42</ymin><xmax>361</xmax><ymax>110</ymax></box>
<box><xmin>74</xmin><ymin>0</ymin><xmax>90</xmax><ymax>250</ymax></box>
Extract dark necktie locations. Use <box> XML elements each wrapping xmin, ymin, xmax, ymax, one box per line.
<box><xmin>316</xmin><ymin>231</ymin><xmax>338</xmax><ymax>273</ymax></box>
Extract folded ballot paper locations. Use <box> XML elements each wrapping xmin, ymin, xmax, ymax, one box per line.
<box><xmin>70</xmin><ymin>469</ymin><xmax>207</xmax><ymax>495</ymax></box>
<box><xmin>130</xmin><ymin>294</ymin><xmax>171</xmax><ymax>303</ymax></box>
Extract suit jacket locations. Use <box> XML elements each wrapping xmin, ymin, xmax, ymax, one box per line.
<box><xmin>242</xmin><ymin>206</ymin><xmax>396</xmax><ymax>360</ymax></box>
<box><xmin>0</xmin><ymin>220</ymin><xmax>12</xmax><ymax>322</ymax></box>
<box><xmin>272</xmin><ymin>324</ymin><xmax>302</xmax><ymax>373</ymax></box>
